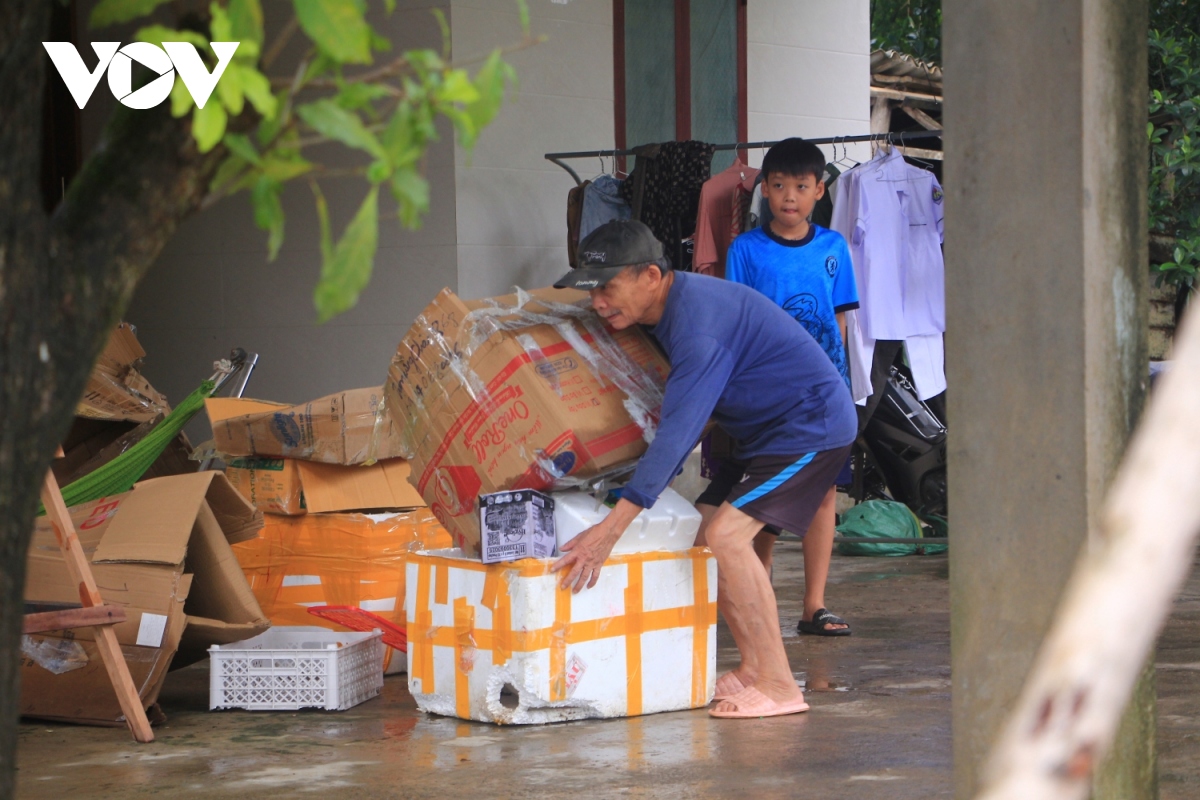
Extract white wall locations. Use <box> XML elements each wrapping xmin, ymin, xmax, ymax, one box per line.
<box><xmin>451</xmin><ymin>0</ymin><xmax>614</xmax><ymax>300</ymax></box>
<box><xmin>745</xmin><ymin>0</ymin><xmax>872</xmax><ymax>167</ymax></box>
<box><xmin>124</xmin><ymin>2</ymin><xmax>459</xmax><ymax>415</ymax></box>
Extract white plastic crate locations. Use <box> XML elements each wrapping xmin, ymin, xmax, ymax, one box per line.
<box><xmin>209</xmin><ymin>626</ymin><xmax>384</xmax><ymax>711</ymax></box>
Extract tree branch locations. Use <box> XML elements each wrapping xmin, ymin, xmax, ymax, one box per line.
<box><xmin>262</xmin><ymin>15</ymin><xmax>299</xmax><ymax>70</ymax></box>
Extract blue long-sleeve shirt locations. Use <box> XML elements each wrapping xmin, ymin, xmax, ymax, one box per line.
<box><xmin>621</xmin><ymin>272</ymin><xmax>857</xmax><ymax>509</ymax></box>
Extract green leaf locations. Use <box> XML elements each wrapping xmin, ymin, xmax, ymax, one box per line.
<box><xmin>293</xmin><ymin>0</ymin><xmax>372</xmax><ymax>64</ymax></box>
<box><xmin>216</xmin><ymin>62</ymin><xmax>245</xmax><ymax>115</ymax></box>
<box><xmin>223</xmin><ymin>132</ymin><xmax>262</xmax><ymax>165</ymax></box>
<box><xmin>252</xmin><ymin>176</ymin><xmax>285</xmax><ymax>260</ymax></box>
<box><xmin>210</xmin><ymin>1</ymin><xmax>234</xmax><ymax>42</ymax></box>
<box><xmin>314</xmin><ymin>186</ymin><xmax>380</xmax><ymax>322</ymax></box>
<box><xmin>438</xmin><ymin>70</ymin><xmax>481</xmax><ymax>104</ymax></box>
<box><xmin>303</xmin><ymin>53</ymin><xmax>338</xmax><ymax>84</ymax></box>
<box><xmin>310</xmin><ymin>182</ymin><xmax>334</xmax><ymax>265</ymax></box>
<box><xmin>383</xmin><ymin>0</ymin><xmax>397</xmax><ymax>13</ymax></box>
<box><xmin>297</xmin><ymin>99</ymin><xmax>387</xmax><ymax>159</ymax></box>
<box><xmin>366</xmin><ymin>160</ymin><xmax>392</xmax><ymax>183</ymax></box>
<box><xmin>516</xmin><ymin>0</ymin><xmax>530</xmax><ymax>36</ymax></box>
<box><xmin>390</xmin><ymin>166</ymin><xmax>429</xmax><ymax>228</ymax></box>
<box><xmin>256</xmin><ymin>94</ymin><xmax>289</xmax><ymax>144</ymax></box>
<box><xmin>170</xmin><ymin>75</ymin><xmax>195</xmax><ymax>117</ymax></box>
<box><xmin>381</xmin><ymin>105</ymin><xmax>422</xmax><ymax>167</ymax></box>
<box><xmin>135</xmin><ymin>25</ymin><xmax>209</xmax><ymax>50</ymax></box>
<box><xmin>229</xmin><ymin>0</ymin><xmax>265</xmax><ymax>50</ymax></box>
<box><xmin>239</xmin><ymin>66</ymin><xmax>278</xmax><ymax>118</ymax></box>
<box><xmin>370</xmin><ymin>29</ymin><xmax>393</xmax><ymax>54</ymax></box>
<box><xmin>337</xmin><ymin>82</ymin><xmax>394</xmax><ymax>111</ymax></box>
<box><xmin>193</xmin><ymin>100</ymin><xmax>229</xmax><ymax>153</ymax></box>
<box><xmin>90</xmin><ymin>0</ymin><xmax>173</xmax><ymax>27</ymax></box>
<box><xmin>210</xmin><ymin>154</ymin><xmax>250</xmax><ymax>195</ymax></box>
<box><xmin>261</xmin><ymin>155</ymin><xmax>314</xmax><ymax>181</ymax></box>
<box><xmin>460</xmin><ymin>50</ymin><xmax>514</xmax><ymax>148</ymax></box>
<box><xmin>431</xmin><ymin>8</ymin><xmax>451</xmax><ymax>57</ymax></box>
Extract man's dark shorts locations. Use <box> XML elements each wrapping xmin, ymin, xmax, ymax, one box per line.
<box><xmin>694</xmin><ymin>446</ymin><xmax>853</xmax><ymax>537</ymax></box>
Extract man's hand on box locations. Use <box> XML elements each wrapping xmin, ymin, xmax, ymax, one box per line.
<box><xmin>551</xmin><ymin>498</ymin><xmax>643</xmax><ymax>593</ymax></box>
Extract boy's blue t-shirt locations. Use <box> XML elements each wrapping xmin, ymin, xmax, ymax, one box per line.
<box><xmin>725</xmin><ymin>224</ymin><xmax>859</xmax><ymax>382</ymax></box>
<box><xmin>621</xmin><ymin>272</ymin><xmax>857</xmax><ymax>510</ymax></box>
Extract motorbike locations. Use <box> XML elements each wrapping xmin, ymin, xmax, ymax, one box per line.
<box><xmin>849</xmin><ymin>364</ymin><xmax>948</xmax><ymax>519</ymax></box>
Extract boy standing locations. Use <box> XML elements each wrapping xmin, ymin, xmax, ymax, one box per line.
<box><xmin>712</xmin><ymin>137</ymin><xmax>859</xmax><ymax>637</ymax></box>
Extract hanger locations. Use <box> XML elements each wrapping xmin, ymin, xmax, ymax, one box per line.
<box><xmin>833</xmin><ymin>137</ymin><xmax>859</xmax><ymax>170</ymax></box>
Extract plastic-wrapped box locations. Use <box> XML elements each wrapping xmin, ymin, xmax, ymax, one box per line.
<box><xmin>406</xmin><ymin>547</ymin><xmax>717</xmax><ymax>724</ymax></box>
<box><xmin>383</xmin><ymin>287</ymin><xmax>670</xmax><ymax>556</ymax></box>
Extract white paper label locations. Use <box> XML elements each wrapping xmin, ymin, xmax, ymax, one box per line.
<box><xmin>136</xmin><ymin>612</ymin><xmax>168</xmax><ymax>648</ymax></box>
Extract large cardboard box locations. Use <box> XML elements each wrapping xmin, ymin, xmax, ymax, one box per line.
<box><xmin>21</xmin><ymin>472</ymin><xmax>268</xmax><ymax>726</ymax></box>
<box><xmin>232</xmin><ymin>510</ymin><xmax>453</xmax><ymax>673</ymax></box>
<box><xmin>406</xmin><ymin>548</ymin><xmax>717</xmax><ymax>723</ymax></box>
<box><xmin>224</xmin><ymin>457</ymin><xmax>427</xmax><ymax>515</ymax></box>
<box><xmin>206</xmin><ymin>387</ymin><xmax>406</xmax><ymax>465</ymax></box>
<box><xmin>384</xmin><ymin>287</ymin><xmax>669</xmax><ymax>555</ymax></box>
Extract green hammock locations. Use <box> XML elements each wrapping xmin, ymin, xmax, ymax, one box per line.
<box><xmin>40</xmin><ymin>379</ymin><xmax>215</xmax><ymax>515</ymax></box>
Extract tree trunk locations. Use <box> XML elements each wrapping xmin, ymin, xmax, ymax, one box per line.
<box><xmin>0</xmin><ymin>4</ymin><xmax>223</xmax><ymax>795</ymax></box>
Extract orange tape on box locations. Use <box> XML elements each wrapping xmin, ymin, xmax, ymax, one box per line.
<box><xmin>233</xmin><ymin>508</ymin><xmax>452</xmax><ymax>638</ymax></box>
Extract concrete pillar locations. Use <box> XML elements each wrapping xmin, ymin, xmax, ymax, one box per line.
<box><xmin>943</xmin><ymin>0</ymin><xmax>1150</xmax><ymax>797</ymax></box>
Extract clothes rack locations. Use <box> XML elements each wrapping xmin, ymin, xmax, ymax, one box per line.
<box><xmin>544</xmin><ymin>130</ymin><xmax>944</xmax><ymax>184</ymax></box>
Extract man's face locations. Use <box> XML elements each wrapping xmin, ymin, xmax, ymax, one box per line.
<box><xmin>764</xmin><ymin>171</ymin><xmax>825</xmax><ymax>234</ymax></box>
<box><xmin>589</xmin><ymin>266</ymin><xmax>661</xmax><ymax>329</ymax></box>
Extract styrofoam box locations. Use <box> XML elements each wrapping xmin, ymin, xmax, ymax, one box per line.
<box><xmin>406</xmin><ymin>547</ymin><xmax>717</xmax><ymax>724</ymax></box>
<box><xmin>553</xmin><ymin>486</ymin><xmax>702</xmax><ymax>555</ymax></box>
<box><xmin>209</xmin><ymin>626</ymin><xmax>384</xmax><ymax>711</ymax></box>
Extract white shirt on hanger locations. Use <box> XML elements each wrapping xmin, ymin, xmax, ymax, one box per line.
<box><xmin>833</xmin><ymin>148</ymin><xmax>947</xmax><ymax>401</ymax></box>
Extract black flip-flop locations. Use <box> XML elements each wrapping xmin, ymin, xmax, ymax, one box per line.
<box><xmin>797</xmin><ymin>608</ymin><xmax>852</xmax><ymax>637</ymax></box>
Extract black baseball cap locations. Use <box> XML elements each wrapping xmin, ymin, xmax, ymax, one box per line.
<box><xmin>553</xmin><ymin>219</ymin><xmax>667</xmax><ymax>290</ymax></box>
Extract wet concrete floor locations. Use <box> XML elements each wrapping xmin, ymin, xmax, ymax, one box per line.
<box><xmin>14</xmin><ymin>542</ymin><xmax>1200</xmax><ymax>798</ymax></box>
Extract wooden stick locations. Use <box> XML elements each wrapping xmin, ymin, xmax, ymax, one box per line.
<box><xmin>23</xmin><ymin>604</ymin><xmax>127</xmax><ymax>635</ymax></box>
<box><xmin>38</xmin><ymin>470</ymin><xmax>154</xmax><ymax>743</ymax></box>
<box><xmin>899</xmin><ymin>103</ymin><xmax>943</xmax><ymax>131</ymax></box>
<box><xmin>974</xmin><ymin>304</ymin><xmax>1200</xmax><ymax>797</ymax></box>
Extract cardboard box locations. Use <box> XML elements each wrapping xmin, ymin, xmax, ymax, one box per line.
<box><xmin>21</xmin><ymin>472</ymin><xmax>268</xmax><ymax>726</ymax></box>
<box><xmin>479</xmin><ymin>490</ymin><xmax>556</xmax><ymax>564</ymax></box>
<box><xmin>77</xmin><ymin>322</ymin><xmax>170</xmax><ymax>422</ymax></box>
<box><xmin>206</xmin><ymin>387</ymin><xmax>407</xmax><ymax>466</ymax></box>
<box><xmin>406</xmin><ymin>547</ymin><xmax>717</xmax><ymax>723</ymax></box>
<box><xmin>232</xmin><ymin>510</ymin><xmax>453</xmax><ymax>673</ymax></box>
<box><xmin>224</xmin><ymin>457</ymin><xmax>305</xmax><ymax>515</ymax></box>
<box><xmin>384</xmin><ymin>287</ymin><xmax>669</xmax><ymax>555</ymax></box>
<box><xmin>224</xmin><ymin>457</ymin><xmax>427</xmax><ymax>516</ymax></box>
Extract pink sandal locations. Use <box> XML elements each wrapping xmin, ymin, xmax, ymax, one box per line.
<box><xmin>708</xmin><ymin>686</ymin><xmax>810</xmax><ymax>719</ymax></box>
<box><xmin>713</xmin><ymin>672</ymin><xmax>748</xmax><ymax>701</ymax></box>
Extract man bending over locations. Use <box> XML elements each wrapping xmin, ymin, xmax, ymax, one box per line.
<box><xmin>550</xmin><ymin>219</ymin><xmax>857</xmax><ymax>718</ymax></box>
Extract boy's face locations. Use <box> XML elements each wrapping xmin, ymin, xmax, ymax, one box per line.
<box><xmin>764</xmin><ymin>171</ymin><xmax>825</xmax><ymax>236</ymax></box>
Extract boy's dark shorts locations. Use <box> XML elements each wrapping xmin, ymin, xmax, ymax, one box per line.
<box><xmin>694</xmin><ymin>446</ymin><xmax>852</xmax><ymax>537</ymax></box>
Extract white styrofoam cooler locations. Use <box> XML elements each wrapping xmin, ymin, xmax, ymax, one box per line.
<box><xmin>552</xmin><ymin>486</ymin><xmax>702</xmax><ymax>554</ymax></box>
<box><xmin>406</xmin><ymin>547</ymin><xmax>717</xmax><ymax>724</ymax></box>
<box><xmin>209</xmin><ymin>627</ymin><xmax>384</xmax><ymax>711</ymax></box>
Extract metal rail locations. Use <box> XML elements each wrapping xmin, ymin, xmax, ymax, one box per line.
<box><xmin>545</xmin><ymin>130</ymin><xmax>945</xmax><ymax>183</ymax></box>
